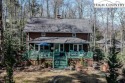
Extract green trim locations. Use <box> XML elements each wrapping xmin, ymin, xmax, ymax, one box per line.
<box><xmin>53</xmin><ymin>52</ymin><xmax>54</xmax><ymax>68</ymax></box>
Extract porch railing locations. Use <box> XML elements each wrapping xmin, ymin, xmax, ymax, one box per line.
<box><xmin>67</xmin><ymin>51</ymin><xmax>86</xmax><ymax>58</ymax></box>
<box><xmin>23</xmin><ymin>50</ymin><xmax>93</xmax><ymax>60</ymax></box>
<box><xmin>28</xmin><ymin>50</ymin><xmax>53</xmax><ymax>60</ymax></box>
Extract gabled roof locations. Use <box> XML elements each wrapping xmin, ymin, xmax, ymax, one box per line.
<box><xmin>28</xmin><ymin>37</ymin><xmax>89</xmax><ymax>44</ymax></box>
<box><xmin>24</xmin><ymin>17</ymin><xmax>92</xmax><ymax>33</ymax></box>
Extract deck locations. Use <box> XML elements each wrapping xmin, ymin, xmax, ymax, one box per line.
<box><xmin>22</xmin><ymin>50</ymin><xmax>93</xmax><ymax>68</ymax></box>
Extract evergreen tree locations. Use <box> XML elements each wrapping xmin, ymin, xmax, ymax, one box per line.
<box><xmin>4</xmin><ymin>35</ymin><xmax>16</xmax><ymax>83</ymax></box>
<box><xmin>106</xmin><ymin>35</ymin><xmax>122</xmax><ymax>83</ymax></box>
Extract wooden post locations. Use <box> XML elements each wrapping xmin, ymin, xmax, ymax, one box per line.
<box><xmin>59</xmin><ymin>43</ymin><xmax>60</xmax><ymax>52</ymax></box>
<box><xmin>34</xmin><ymin>43</ymin><xmax>35</xmax><ymax>50</ymax></box>
<box><xmin>66</xmin><ymin>52</ymin><xmax>68</xmax><ymax>67</ymax></box>
<box><xmin>69</xmin><ymin>44</ymin><xmax>70</xmax><ymax>51</ymax></box>
<box><xmin>53</xmin><ymin>52</ymin><xmax>54</xmax><ymax>68</ymax></box>
<box><xmin>38</xmin><ymin>45</ymin><xmax>40</xmax><ymax>51</ymax></box>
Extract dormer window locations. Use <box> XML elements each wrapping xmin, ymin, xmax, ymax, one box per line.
<box><xmin>72</xmin><ymin>33</ymin><xmax>76</xmax><ymax>37</ymax></box>
<box><xmin>41</xmin><ymin>32</ymin><xmax>46</xmax><ymax>37</ymax></box>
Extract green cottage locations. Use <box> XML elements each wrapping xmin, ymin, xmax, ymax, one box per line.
<box><xmin>23</xmin><ymin>17</ymin><xmax>93</xmax><ymax>69</ymax></box>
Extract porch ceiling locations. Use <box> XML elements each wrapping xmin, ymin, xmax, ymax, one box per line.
<box><xmin>28</xmin><ymin>37</ymin><xmax>89</xmax><ymax>44</ymax></box>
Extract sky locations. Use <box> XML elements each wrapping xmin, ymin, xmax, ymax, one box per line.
<box><xmin>17</xmin><ymin>0</ymin><xmax>125</xmax><ymax>27</ymax></box>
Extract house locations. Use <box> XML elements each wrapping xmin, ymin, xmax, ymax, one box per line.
<box><xmin>23</xmin><ymin>17</ymin><xmax>93</xmax><ymax>68</ymax></box>
<box><xmin>96</xmin><ymin>38</ymin><xmax>121</xmax><ymax>51</ymax></box>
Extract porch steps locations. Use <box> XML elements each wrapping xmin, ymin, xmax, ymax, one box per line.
<box><xmin>54</xmin><ymin>52</ymin><xmax>67</xmax><ymax>69</ymax></box>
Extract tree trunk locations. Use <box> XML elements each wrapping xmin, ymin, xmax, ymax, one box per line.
<box><xmin>105</xmin><ymin>8</ymin><xmax>109</xmax><ymax>53</ymax></box>
<box><xmin>46</xmin><ymin>0</ymin><xmax>50</xmax><ymax>18</ymax></box>
<box><xmin>40</xmin><ymin>0</ymin><xmax>43</xmax><ymax>17</ymax></box>
<box><xmin>29</xmin><ymin>0</ymin><xmax>31</xmax><ymax>18</ymax></box>
<box><xmin>93</xmin><ymin>8</ymin><xmax>96</xmax><ymax>51</ymax></box>
<box><xmin>0</xmin><ymin>0</ymin><xmax>3</xmax><ymax>54</ymax></box>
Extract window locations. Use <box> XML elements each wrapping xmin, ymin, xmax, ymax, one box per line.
<box><xmin>44</xmin><ymin>46</ymin><xmax>49</xmax><ymax>50</ymax></box>
<box><xmin>73</xmin><ymin>44</ymin><xmax>83</xmax><ymax>51</ymax></box>
<box><xmin>41</xmin><ymin>32</ymin><xmax>46</xmax><ymax>37</ymax></box>
<box><xmin>70</xmin><ymin>44</ymin><xmax>73</xmax><ymax>50</ymax></box>
<box><xmin>60</xmin><ymin>44</ymin><xmax>64</xmax><ymax>52</ymax></box>
<box><xmin>79</xmin><ymin>45</ymin><xmax>83</xmax><ymax>51</ymax></box>
<box><xmin>35</xmin><ymin>45</ymin><xmax>38</xmax><ymax>51</ymax></box>
<box><xmin>72</xmin><ymin>33</ymin><xmax>76</xmax><ymax>37</ymax></box>
<box><xmin>73</xmin><ymin>44</ymin><xmax>78</xmax><ymax>51</ymax></box>
<box><xmin>40</xmin><ymin>46</ymin><xmax>44</xmax><ymax>51</ymax></box>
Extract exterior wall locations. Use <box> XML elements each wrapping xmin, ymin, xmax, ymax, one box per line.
<box><xmin>46</xmin><ymin>33</ymin><xmax>72</xmax><ymax>37</ymax></box>
<box><xmin>29</xmin><ymin>32</ymin><xmax>41</xmax><ymax>40</ymax></box>
<box><xmin>76</xmin><ymin>33</ymin><xmax>90</xmax><ymax>41</ymax></box>
<box><xmin>28</xmin><ymin>32</ymin><xmax>90</xmax><ymax>41</ymax></box>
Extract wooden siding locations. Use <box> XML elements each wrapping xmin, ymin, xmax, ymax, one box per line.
<box><xmin>76</xmin><ymin>33</ymin><xmax>90</xmax><ymax>41</ymax></box>
<box><xmin>28</xmin><ymin>32</ymin><xmax>90</xmax><ymax>41</ymax></box>
<box><xmin>46</xmin><ymin>33</ymin><xmax>72</xmax><ymax>37</ymax></box>
<box><xmin>29</xmin><ymin>32</ymin><xmax>41</xmax><ymax>40</ymax></box>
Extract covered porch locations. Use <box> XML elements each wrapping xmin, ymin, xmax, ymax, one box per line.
<box><xmin>28</xmin><ymin>43</ymin><xmax>90</xmax><ymax>59</ymax></box>
<box><xmin>28</xmin><ymin>37</ymin><xmax>90</xmax><ymax>59</ymax></box>
<box><xmin>25</xmin><ymin>37</ymin><xmax>93</xmax><ymax>68</ymax></box>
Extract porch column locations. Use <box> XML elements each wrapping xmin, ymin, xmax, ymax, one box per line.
<box><xmin>69</xmin><ymin>44</ymin><xmax>70</xmax><ymax>51</ymax></box>
<box><xmin>34</xmin><ymin>44</ymin><xmax>35</xmax><ymax>50</ymax></box>
<box><xmin>38</xmin><ymin>45</ymin><xmax>40</xmax><ymax>51</ymax></box>
<box><xmin>59</xmin><ymin>44</ymin><xmax>61</xmax><ymax>52</ymax></box>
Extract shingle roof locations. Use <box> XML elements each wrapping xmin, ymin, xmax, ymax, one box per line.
<box><xmin>24</xmin><ymin>17</ymin><xmax>92</xmax><ymax>33</ymax></box>
<box><xmin>29</xmin><ymin>37</ymin><xmax>89</xmax><ymax>44</ymax></box>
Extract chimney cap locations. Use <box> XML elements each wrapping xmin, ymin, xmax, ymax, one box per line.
<box><xmin>57</xmin><ymin>15</ymin><xmax>61</xmax><ymax>19</ymax></box>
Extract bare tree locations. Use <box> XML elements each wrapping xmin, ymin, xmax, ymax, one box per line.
<box><xmin>51</xmin><ymin>0</ymin><xmax>64</xmax><ymax>18</ymax></box>
<box><xmin>93</xmin><ymin>8</ymin><xmax>96</xmax><ymax>51</ymax></box>
<box><xmin>0</xmin><ymin>0</ymin><xmax>3</xmax><ymax>53</ymax></box>
<box><xmin>105</xmin><ymin>8</ymin><xmax>109</xmax><ymax>53</ymax></box>
<box><xmin>76</xmin><ymin>0</ymin><xmax>83</xmax><ymax>19</ymax></box>
<box><xmin>118</xmin><ymin>9</ymin><xmax>125</xmax><ymax>55</ymax></box>
<box><xmin>46</xmin><ymin>0</ymin><xmax>50</xmax><ymax>18</ymax></box>
<box><xmin>109</xmin><ymin>8</ymin><xmax>117</xmax><ymax>46</ymax></box>
<box><xmin>40</xmin><ymin>0</ymin><xmax>44</xmax><ymax>17</ymax></box>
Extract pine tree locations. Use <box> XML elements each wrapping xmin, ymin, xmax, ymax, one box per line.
<box><xmin>4</xmin><ymin>35</ymin><xmax>16</xmax><ymax>83</ymax></box>
<box><xmin>106</xmin><ymin>35</ymin><xmax>122</xmax><ymax>83</ymax></box>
